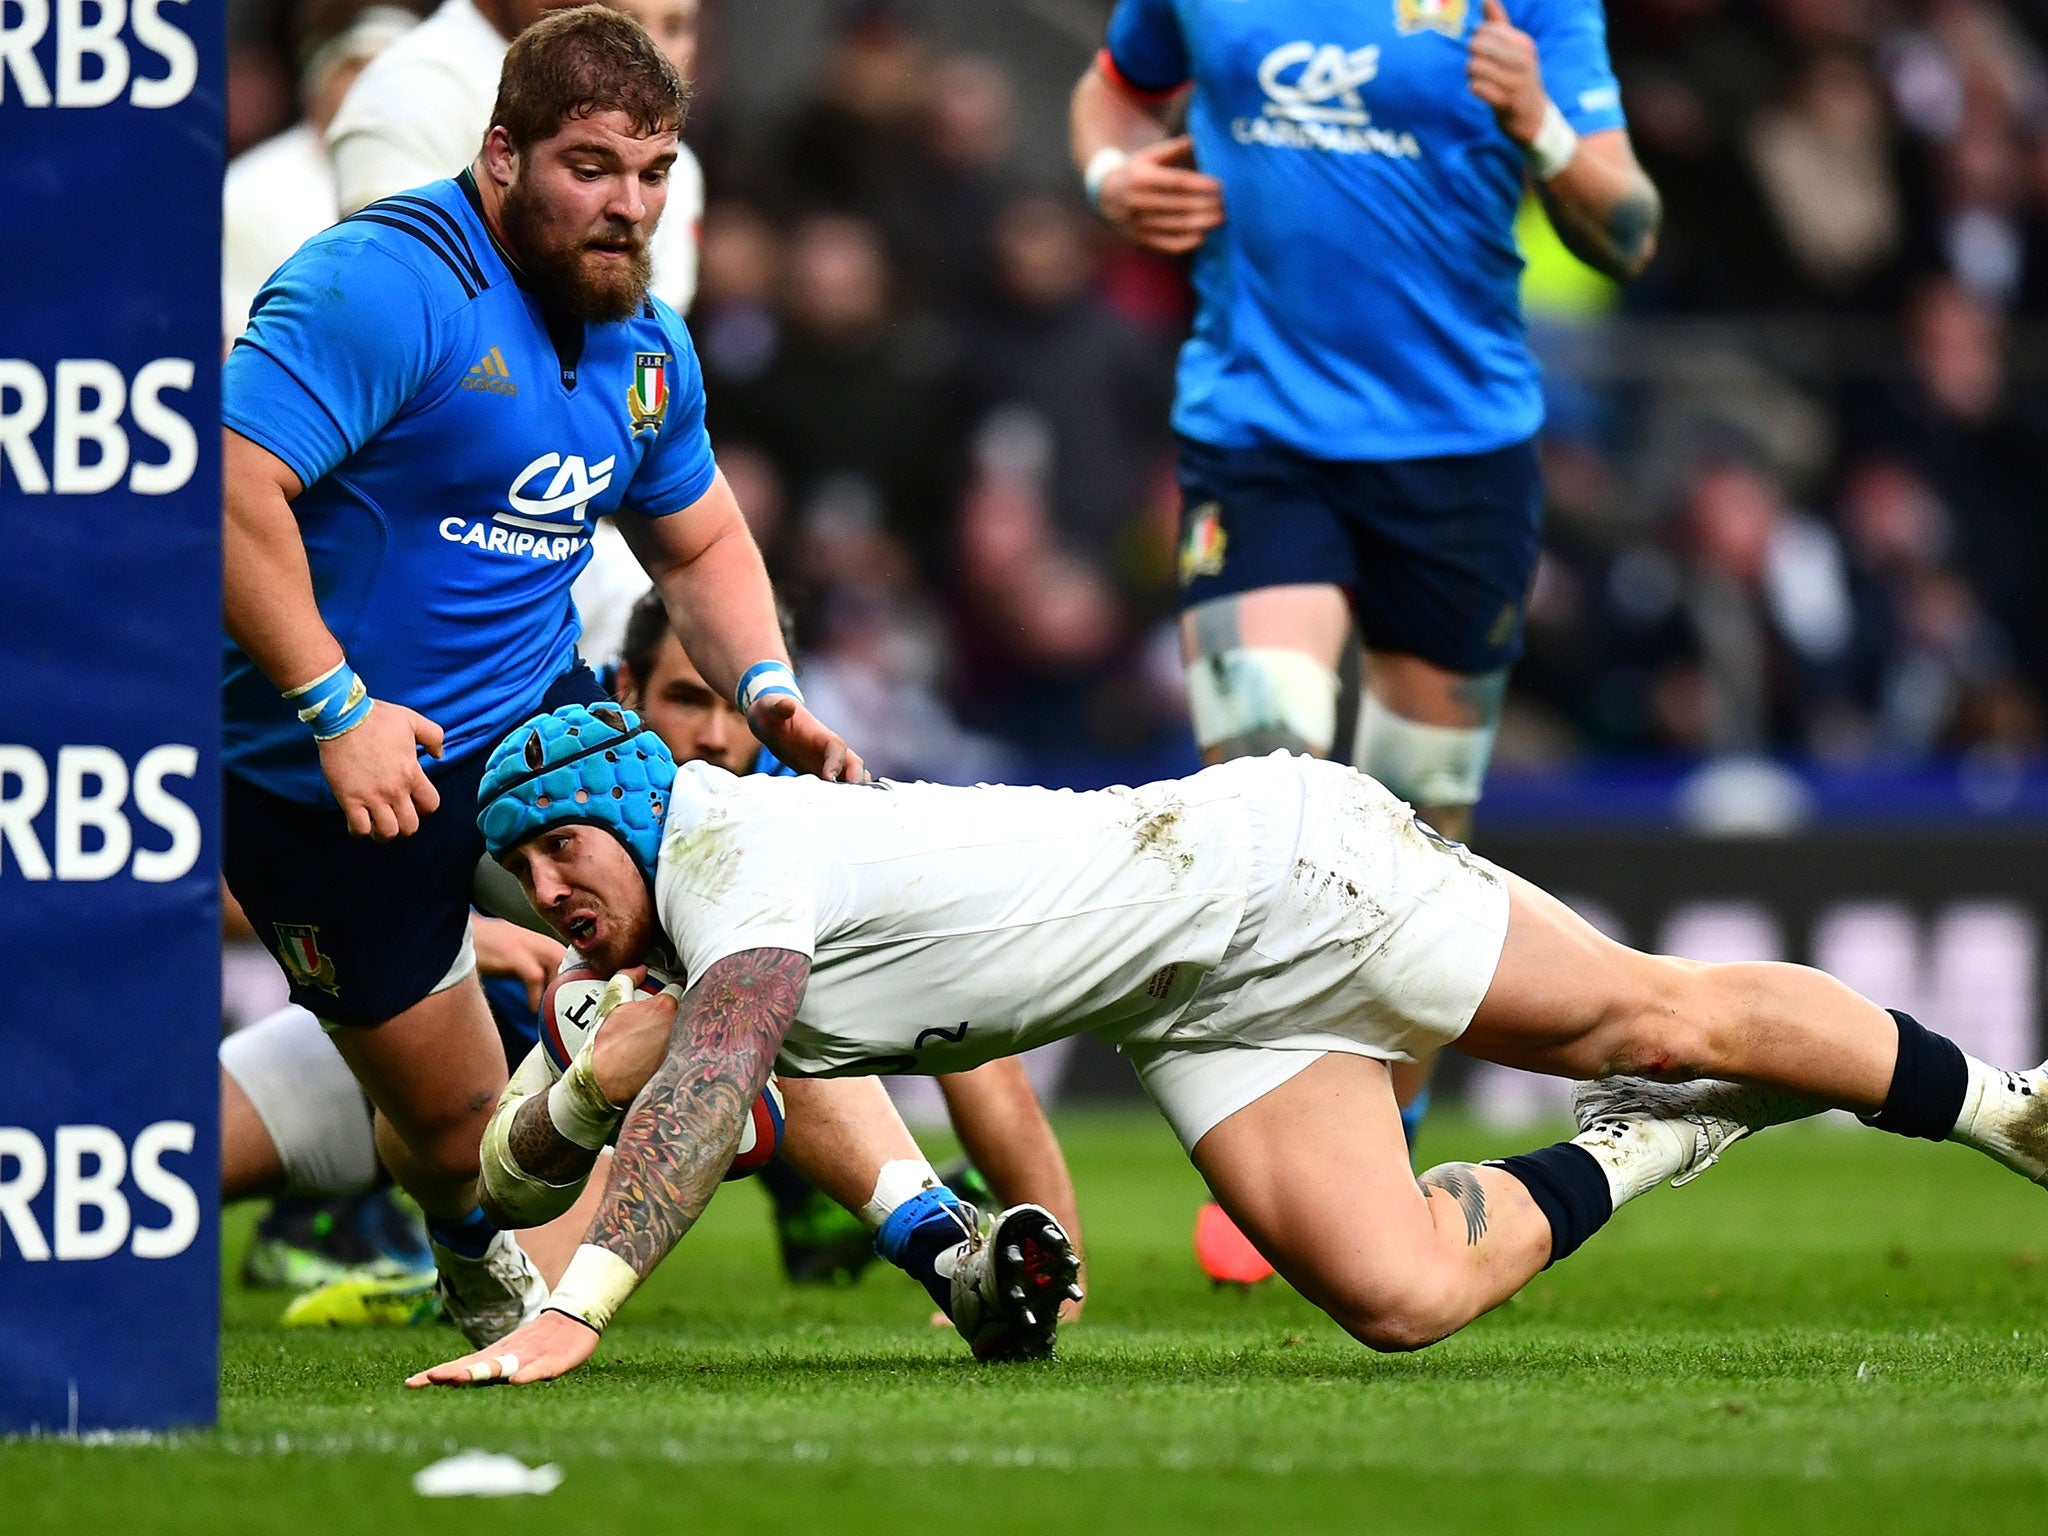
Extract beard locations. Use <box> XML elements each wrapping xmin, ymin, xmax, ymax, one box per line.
<box><xmin>502</xmin><ymin>174</ymin><xmax>653</xmax><ymax>323</ymax></box>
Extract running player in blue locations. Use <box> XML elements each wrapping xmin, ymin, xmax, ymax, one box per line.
<box><xmin>221</xmin><ymin>6</ymin><xmax>871</xmax><ymax>1347</ymax></box>
<box><xmin>1070</xmin><ymin>0</ymin><xmax>1661</xmax><ymax>1270</ymax></box>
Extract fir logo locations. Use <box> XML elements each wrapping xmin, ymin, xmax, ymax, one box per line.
<box><xmin>628</xmin><ymin>351</ymin><xmax>670</xmax><ymax>435</ymax></box>
<box><xmin>274</xmin><ymin>922</ymin><xmax>340</xmax><ymax>995</ymax></box>
<box><xmin>1394</xmin><ymin>0</ymin><xmax>1467</xmax><ymax>37</ymax></box>
<box><xmin>1179</xmin><ymin>500</ymin><xmax>1228</xmax><ymax>586</ymax></box>
<box><xmin>463</xmin><ymin>345</ymin><xmax>518</xmax><ymax>397</ymax></box>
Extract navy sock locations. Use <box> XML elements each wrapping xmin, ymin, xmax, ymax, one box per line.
<box><xmin>1490</xmin><ymin>1143</ymin><xmax>1612</xmax><ymax>1268</ymax></box>
<box><xmin>425</xmin><ymin>1206</ymin><xmax>497</xmax><ymax>1260</ymax></box>
<box><xmin>873</xmin><ymin>1188</ymin><xmax>972</xmax><ymax>1315</ymax></box>
<box><xmin>1862</xmin><ymin>1009</ymin><xmax>1968</xmax><ymax>1141</ymax></box>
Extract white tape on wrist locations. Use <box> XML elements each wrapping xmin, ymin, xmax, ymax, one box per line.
<box><xmin>548</xmin><ymin>1051</ymin><xmax>623</xmax><ymax>1152</ymax></box>
<box><xmin>1083</xmin><ymin>146</ymin><xmax>1130</xmax><ymax>211</ymax></box>
<box><xmin>545</xmin><ymin>1245</ymin><xmax>640</xmax><ymax>1334</ymax></box>
<box><xmin>1526</xmin><ymin>99</ymin><xmax>1579</xmax><ymax>180</ymax></box>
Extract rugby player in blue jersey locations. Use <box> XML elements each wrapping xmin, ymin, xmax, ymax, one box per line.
<box><xmin>220</xmin><ymin>6</ymin><xmax>975</xmax><ymax>1348</ymax></box>
<box><xmin>1070</xmin><ymin>0</ymin><xmax>1661</xmax><ymax>1267</ymax></box>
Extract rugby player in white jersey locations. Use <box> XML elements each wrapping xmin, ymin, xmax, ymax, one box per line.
<box><xmin>414</xmin><ymin>702</ymin><xmax>2048</xmax><ymax>1384</ymax></box>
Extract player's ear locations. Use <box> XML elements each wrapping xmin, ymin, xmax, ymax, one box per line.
<box><xmin>614</xmin><ymin>662</ymin><xmax>641</xmax><ymax>709</ymax></box>
<box><xmin>480</xmin><ymin>125</ymin><xmax>520</xmax><ymax>188</ymax></box>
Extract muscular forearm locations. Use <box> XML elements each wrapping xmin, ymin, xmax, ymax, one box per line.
<box><xmin>1069</xmin><ymin>63</ymin><xmax>1171</xmax><ymax>167</ymax></box>
<box><xmin>938</xmin><ymin>1060</ymin><xmax>1083</xmax><ymax>1254</ymax></box>
<box><xmin>1535</xmin><ymin>134</ymin><xmax>1661</xmax><ymax>281</ymax></box>
<box><xmin>222</xmin><ymin>431</ymin><xmax>340</xmax><ymax>690</ymax></box>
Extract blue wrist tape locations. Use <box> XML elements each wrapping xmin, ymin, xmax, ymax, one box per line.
<box><xmin>285</xmin><ymin>660</ymin><xmax>373</xmax><ymax>741</ymax></box>
<box><xmin>735</xmin><ymin>659</ymin><xmax>802</xmax><ymax>715</ymax></box>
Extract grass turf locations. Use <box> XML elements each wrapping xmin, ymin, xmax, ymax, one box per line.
<box><xmin>7</xmin><ymin>1108</ymin><xmax>2048</xmax><ymax>1533</ymax></box>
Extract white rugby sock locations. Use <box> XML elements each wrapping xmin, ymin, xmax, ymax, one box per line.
<box><xmin>1948</xmin><ymin>1057</ymin><xmax>2048</xmax><ymax>1182</ymax></box>
<box><xmin>1570</xmin><ymin>1116</ymin><xmax>1696</xmax><ymax>1210</ymax></box>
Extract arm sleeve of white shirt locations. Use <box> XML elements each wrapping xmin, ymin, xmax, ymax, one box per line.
<box><xmin>655</xmin><ymin>791</ymin><xmax>819</xmax><ymax>983</ymax></box>
<box><xmin>328</xmin><ymin>61</ymin><xmax>480</xmax><ymax>214</ymax></box>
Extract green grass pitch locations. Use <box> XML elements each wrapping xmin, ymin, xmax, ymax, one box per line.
<box><xmin>8</xmin><ymin>1108</ymin><xmax>2048</xmax><ymax>1533</ymax></box>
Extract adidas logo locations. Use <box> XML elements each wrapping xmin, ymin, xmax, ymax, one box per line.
<box><xmin>462</xmin><ymin>345</ymin><xmax>518</xmax><ymax>397</ymax></box>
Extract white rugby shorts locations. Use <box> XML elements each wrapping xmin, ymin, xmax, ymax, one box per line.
<box><xmin>1112</xmin><ymin>757</ymin><xmax>1511</xmax><ymax>1151</ymax></box>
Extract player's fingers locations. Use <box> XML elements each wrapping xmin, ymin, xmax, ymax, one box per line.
<box><xmin>1138</xmin><ymin>203</ymin><xmax>1226</xmax><ymax>227</ymax></box>
<box><xmin>411</xmin><ymin>764</ymin><xmax>441</xmax><ymax>818</ymax></box>
<box><xmin>342</xmin><ymin>798</ymin><xmax>373</xmax><ymax>839</ymax></box>
<box><xmin>392</xmin><ymin>794</ymin><xmax>421</xmax><ymax>839</ymax></box>
<box><xmin>1128</xmin><ymin>170</ymin><xmax>1225</xmax><ymax>202</ymax></box>
<box><xmin>839</xmin><ymin>744</ymin><xmax>868</xmax><ymax>784</ymax></box>
<box><xmin>411</xmin><ymin>710</ymin><xmax>446</xmax><ymax>759</ymax></box>
<box><xmin>1142</xmin><ymin>133</ymin><xmax>1196</xmax><ymax>166</ymax></box>
<box><xmin>1483</xmin><ymin>0</ymin><xmax>1510</xmax><ymax>23</ymax></box>
<box><xmin>367</xmin><ymin>799</ymin><xmax>401</xmax><ymax>842</ymax></box>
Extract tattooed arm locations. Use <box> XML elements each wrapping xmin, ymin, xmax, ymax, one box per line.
<box><xmin>583</xmin><ymin>947</ymin><xmax>808</xmax><ymax>1281</ymax></box>
<box><xmin>1533</xmin><ymin>130</ymin><xmax>1662</xmax><ymax>282</ymax></box>
<box><xmin>407</xmin><ymin>947</ymin><xmax>808</xmax><ymax>1389</ymax></box>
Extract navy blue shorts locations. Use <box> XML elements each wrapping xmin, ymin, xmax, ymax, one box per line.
<box><xmin>1174</xmin><ymin>435</ymin><xmax>1544</xmax><ymax>676</ymax></box>
<box><xmin>222</xmin><ymin>665</ymin><xmax>607</xmax><ymax>1028</ymax></box>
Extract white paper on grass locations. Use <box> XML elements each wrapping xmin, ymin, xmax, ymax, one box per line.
<box><xmin>413</xmin><ymin>1449</ymin><xmax>565</xmax><ymax>1497</ymax></box>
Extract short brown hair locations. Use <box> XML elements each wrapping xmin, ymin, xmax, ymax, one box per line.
<box><xmin>490</xmin><ymin>5</ymin><xmax>688</xmax><ymax>150</ymax></box>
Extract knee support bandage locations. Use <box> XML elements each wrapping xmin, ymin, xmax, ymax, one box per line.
<box><xmin>1185</xmin><ymin>647</ymin><xmax>1339</xmax><ymax>756</ymax></box>
<box><xmin>1353</xmin><ymin>687</ymin><xmax>1502</xmax><ymax>808</ymax></box>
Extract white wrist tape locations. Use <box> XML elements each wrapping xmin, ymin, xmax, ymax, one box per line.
<box><xmin>545</xmin><ymin>1244</ymin><xmax>641</xmax><ymax>1334</ymax></box>
<box><xmin>1526</xmin><ymin>99</ymin><xmax>1578</xmax><ymax>180</ymax></box>
<box><xmin>1083</xmin><ymin>146</ymin><xmax>1130</xmax><ymax>211</ymax></box>
<box><xmin>548</xmin><ymin>1047</ymin><xmax>623</xmax><ymax>1151</ymax></box>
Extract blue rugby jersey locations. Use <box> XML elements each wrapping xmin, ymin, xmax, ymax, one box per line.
<box><xmin>222</xmin><ymin>172</ymin><xmax>717</xmax><ymax>803</ymax></box>
<box><xmin>1103</xmin><ymin>0</ymin><xmax>1625</xmax><ymax>460</ymax></box>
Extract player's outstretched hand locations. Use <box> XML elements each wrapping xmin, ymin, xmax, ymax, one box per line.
<box><xmin>1466</xmin><ymin>0</ymin><xmax>1548</xmax><ymax>143</ymax></box>
<box><xmin>406</xmin><ymin>1309</ymin><xmax>600</xmax><ymax>1389</ymax></box>
<box><xmin>1097</xmin><ymin>135</ymin><xmax>1225</xmax><ymax>256</ymax></box>
<box><xmin>473</xmin><ymin>916</ymin><xmax>566</xmax><ymax>1012</ymax></box>
<box><xmin>317</xmin><ymin>701</ymin><xmax>444</xmax><ymax>841</ymax></box>
<box><xmin>747</xmin><ymin>693</ymin><xmax>868</xmax><ymax>783</ymax></box>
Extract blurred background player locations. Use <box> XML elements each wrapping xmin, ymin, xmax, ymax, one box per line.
<box><xmin>223</xmin><ymin>0</ymin><xmax>419</xmax><ymax>341</ymax></box>
<box><xmin>610</xmin><ymin>587</ymin><xmax>1086</xmax><ymax>1288</ymax></box>
<box><xmin>1070</xmin><ymin>0</ymin><xmax>1661</xmax><ymax>1274</ymax></box>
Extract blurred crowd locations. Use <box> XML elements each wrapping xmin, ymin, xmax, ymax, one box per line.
<box><xmin>225</xmin><ymin>0</ymin><xmax>2048</xmax><ymax>779</ymax></box>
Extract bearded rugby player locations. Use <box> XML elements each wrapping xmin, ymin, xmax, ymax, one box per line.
<box><xmin>414</xmin><ymin>705</ymin><xmax>2048</xmax><ymax>1385</ymax></box>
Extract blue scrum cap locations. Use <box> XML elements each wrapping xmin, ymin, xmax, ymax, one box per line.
<box><xmin>477</xmin><ymin>702</ymin><xmax>676</xmax><ymax>879</ymax></box>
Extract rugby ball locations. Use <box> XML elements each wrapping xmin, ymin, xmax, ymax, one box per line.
<box><xmin>539</xmin><ymin>965</ymin><xmax>786</xmax><ymax>1180</ymax></box>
